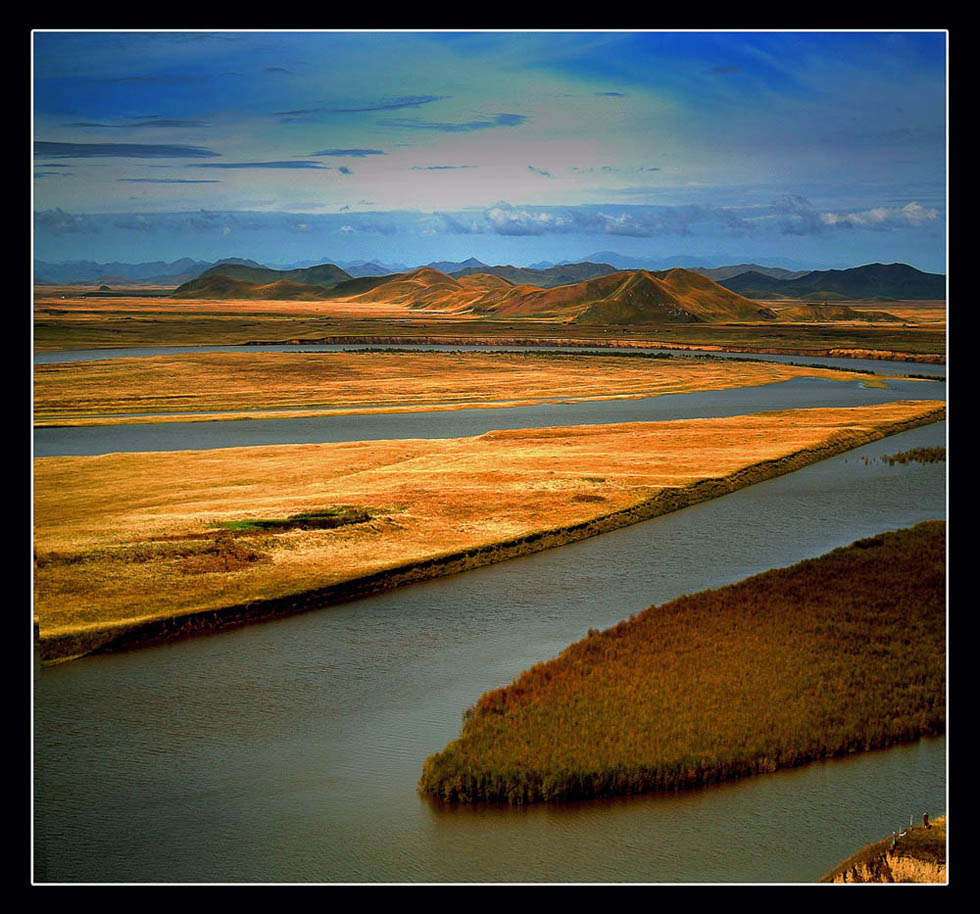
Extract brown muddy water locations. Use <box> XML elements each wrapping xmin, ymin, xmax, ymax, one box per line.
<box><xmin>32</xmin><ymin>419</ymin><xmax>946</xmax><ymax>883</ymax></box>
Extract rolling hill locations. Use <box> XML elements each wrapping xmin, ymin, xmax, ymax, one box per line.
<box><xmin>472</xmin><ymin>269</ymin><xmax>780</xmax><ymax>323</ymax></box>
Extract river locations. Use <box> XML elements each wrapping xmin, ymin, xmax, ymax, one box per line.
<box><xmin>33</xmin><ymin>414</ymin><xmax>946</xmax><ymax>883</ymax></box>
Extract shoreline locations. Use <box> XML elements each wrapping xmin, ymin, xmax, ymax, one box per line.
<box><xmin>243</xmin><ymin>335</ymin><xmax>947</xmax><ymax>365</ymax></box>
<box><xmin>36</xmin><ymin>404</ymin><xmax>945</xmax><ymax>665</ymax></box>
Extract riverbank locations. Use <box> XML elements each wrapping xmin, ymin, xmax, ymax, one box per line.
<box><xmin>33</xmin><ymin>401</ymin><xmax>944</xmax><ymax>663</ymax></box>
<box><xmin>418</xmin><ymin>521</ymin><xmax>945</xmax><ymax>805</ymax></box>
<box><xmin>243</xmin><ymin>335</ymin><xmax>946</xmax><ymax>365</ymax></box>
<box><xmin>821</xmin><ymin>816</ymin><xmax>946</xmax><ymax>883</ymax></box>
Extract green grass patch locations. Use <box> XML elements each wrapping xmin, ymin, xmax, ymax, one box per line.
<box><xmin>210</xmin><ymin>505</ymin><xmax>372</xmax><ymax>534</ymax></box>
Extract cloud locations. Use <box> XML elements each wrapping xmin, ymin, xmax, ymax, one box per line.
<box><xmin>820</xmin><ymin>201</ymin><xmax>940</xmax><ymax>229</ymax></box>
<box><xmin>35</xmin><ymin>140</ymin><xmax>220</xmax><ymax>158</ymax></box>
<box><xmin>772</xmin><ymin>196</ymin><xmax>940</xmax><ymax>234</ymax></box>
<box><xmin>528</xmin><ymin>165</ymin><xmax>552</xmax><ymax>177</ymax></box>
<box><xmin>338</xmin><ymin>166</ymin><xmax>352</xmax><ymax>175</ymax></box>
<box><xmin>264</xmin><ymin>66</ymin><xmax>291</xmax><ymax>74</ymax></box>
<box><xmin>62</xmin><ymin>119</ymin><xmax>211</xmax><ymax>129</ymax></box>
<box><xmin>412</xmin><ymin>165</ymin><xmax>476</xmax><ymax>170</ymax></box>
<box><xmin>709</xmin><ymin>66</ymin><xmax>740</xmax><ymax>74</ymax></box>
<box><xmin>192</xmin><ymin>161</ymin><xmax>328</xmax><ymax>169</ymax></box>
<box><xmin>771</xmin><ymin>195</ymin><xmax>827</xmax><ymax>235</ymax></box>
<box><xmin>117</xmin><ymin>178</ymin><xmax>221</xmax><ymax>183</ymax></box>
<box><xmin>433</xmin><ymin>202</ymin><xmax>750</xmax><ymax>238</ymax></box>
<box><xmin>379</xmin><ymin>113</ymin><xmax>528</xmax><ymax>132</ymax></box>
<box><xmin>310</xmin><ymin>148</ymin><xmax>385</xmax><ymax>157</ymax></box>
<box><xmin>34</xmin><ymin>208</ymin><xmax>99</xmax><ymax>233</ymax></box>
<box><xmin>275</xmin><ymin>96</ymin><xmax>445</xmax><ymax>120</ymax></box>
<box><xmin>595</xmin><ymin>91</ymin><xmax>627</xmax><ymax>97</ymax></box>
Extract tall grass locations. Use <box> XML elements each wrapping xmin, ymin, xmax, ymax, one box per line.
<box><xmin>419</xmin><ymin>521</ymin><xmax>945</xmax><ymax>804</ymax></box>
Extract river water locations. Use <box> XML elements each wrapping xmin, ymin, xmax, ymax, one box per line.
<box><xmin>33</xmin><ymin>415</ymin><xmax>947</xmax><ymax>883</ymax></box>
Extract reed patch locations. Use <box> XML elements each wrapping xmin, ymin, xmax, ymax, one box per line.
<box><xmin>419</xmin><ymin>521</ymin><xmax>945</xmax><ymax>805</ymax></box>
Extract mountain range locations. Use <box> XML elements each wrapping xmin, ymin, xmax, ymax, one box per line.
<box><xmin>41</xmin><ymin>255</ymin><xmax>945</xmax><ymax>304</ymax></box>
<box><xmin>719</xmin><ymin>263</ymin><xmax>946</xmax><ymax>301</ymax></box>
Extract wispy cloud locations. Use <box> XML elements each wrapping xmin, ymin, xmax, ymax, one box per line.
<box><xmin>275</xmin><ymin>95</ymin><xmax>445</xmax><ymax>120</ymax></box>
<box><xmin>118</xmin><ymin>178</ymin><xmax>221</xmax><ymax>184</ymax></box>
<box><xmin>192</xmin><ymin>161</ymin><xmax>328</xmax><ymax>169</ymax></box>
<box><xmin>412</xmin><ymin>164</ymin><xmax>476</xmax><ymax>170</ymax></box>
<box><xmin>35</xmin><ymin>140</ymin><xmax>220</xmax><ymax>158</ymax></box>
<box><xmin>309</xmin><ymin>148</ymin><xmax>386</xmax><ymax>157</ymax></box>
<box><xmin>595</xmin><ymin>91</ymin><xmax>627</xmax><ymax>97</ymax></box>
<box><xmin>62</xmin><ymin>119</ymin><xmax>212</xmax><ymax>129</ymax></box>
<box><xmin>528</xmin><ymin>165</ymin><xmax>552</xmax><ymax>177</ymax></box>
<box><xmin>379</xmin><ymin>113</ymin><xmax>528</xmax><ymax>132</ymax></box>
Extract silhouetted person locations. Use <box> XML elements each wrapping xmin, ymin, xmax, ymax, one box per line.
<box><xmin>923</xmin><ymin>812</ymin><xmax>931</xmax><ymax>829</ymax></box>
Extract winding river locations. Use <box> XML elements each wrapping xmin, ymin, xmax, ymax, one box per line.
<box><xmin>33</xmin><ymin>407</ymin><xmax>946</xmax><ymax>883</ymax></box>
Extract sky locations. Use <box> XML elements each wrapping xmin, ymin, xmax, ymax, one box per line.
<box><xmin>32</xmin><ymin>30</ymin><xmax>948</xmax><ymax>272</ymax></box>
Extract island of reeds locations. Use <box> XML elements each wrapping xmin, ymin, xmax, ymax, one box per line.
<box><xmin>419</xmin><ymin>521</ymin><xmax>945</xmax><ymax>805</ymax></box>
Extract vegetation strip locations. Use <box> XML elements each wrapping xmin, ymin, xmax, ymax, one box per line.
<box><xmin>35</xmin><ymin>404</ymin><xmax>945</xmax><ymax>663</ymax></box>
<box><xmin>419</xmin><ymin>521</ymin><xmax>945</xmax><ymax>805</ymax></box>
<box><xmin>244</xmin><ymin>334</ymin><xmax>946</xmax><ymax>364</ymax></box>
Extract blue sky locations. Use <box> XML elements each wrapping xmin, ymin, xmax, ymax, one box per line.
<box><xmin>33</xmin><ymin>30</ymin><xmax>947</xmax><ymax>271</ymax></box>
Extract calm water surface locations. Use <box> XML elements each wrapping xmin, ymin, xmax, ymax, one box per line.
<box><xmin>33</xmin><ymin>421</ymin><xmax>946</xmax><ymax>883</ymax></box>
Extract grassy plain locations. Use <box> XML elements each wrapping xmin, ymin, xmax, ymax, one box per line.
<box><xmin>33</xmin><ymin>287</ymin><xmax>945</xmax><ymax>360</ymax></box>
<box><xmin>33</xmin><ymin>400</ymin><xmax>943</xmax><ymax>662</ymax></box>
<box><xmin>419</xmin><ymin>521</ymin><xmax>945</xmax><ymax>805</ymax></box>
<box><xmin>34</xmin><ymin>349</ymin><xmax>886</xmax><ymax>425</ymax></box>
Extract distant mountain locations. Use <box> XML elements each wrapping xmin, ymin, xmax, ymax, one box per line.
<box><xmin>172</xmin><ymin>261</ymin><xmax>352</xmax><ymax>297</ymax></box>
<box><xmin>34</xmin><ymin>257</ymin><xmax>261</xmax><ymax>286</ymax></box>
<box><xmin>423</xmin><ymin>257</ymin><xmax>488</xmax><ymax>273</ymax></box>
<box><xmin>266</xmin><ymin>257</ymin><xmax>409</xmax><ymax>275</ymax></box>
<box><xmin>576</xmin><ymin>252</ymin><xmax>840</xmax><ymax>272</ymax></box>
<box><xmin>450</xmin><ymin>261</ymin><xmax>619</xmax><ymax>288</ymax></box>
<box><xmin>692</xmin><ymin>264</ymin><xmax>812</xmax><ymax>282</ymax></box>
<box><xmin>720</xmin><ymin>263</ymin><xmax>946</xmax><ymax>301</ymax></box>
<box><xmin>342</xmin><ymin>261</ymin><xmax>405</xmax><ymax>278</ymax></box>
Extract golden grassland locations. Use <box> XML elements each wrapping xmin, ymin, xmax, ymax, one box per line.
<box><xmin>33</xmin><ymin>401</ymin><xmax>943</xmax><ymax>662</ymax></box>
<box><xmin>33</xmin><ymin>288</ymin><xmax>946</xmax><ymax>359</ymax></box>
<box><xmin>821</xmin><ymin>816</ymin><xmax>946</xmax><ymax>883</ymax></box>
<box><xmin>33</xmin><ymin>349</ymin><xmax>886</xmax><ymax>425</ymax></box>
<box><xmin>418</xmin><ymin>521</ymin><xmax>945</xmax><ymax>805</ymax></box>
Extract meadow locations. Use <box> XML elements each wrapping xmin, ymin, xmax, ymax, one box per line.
<box><xmin>419</xmin><ymin>521</ymin><xmax>945</xmax><ymax>804</ymax></box>
<box><xmin>34</xmin><ymin>348</ymin><xmax>878</xmax><ymax>425</ymax></box>
<box><xmin>33</xmin><ymin>400</ymin><xmax>943</xmax><ymax>662</ymax></box>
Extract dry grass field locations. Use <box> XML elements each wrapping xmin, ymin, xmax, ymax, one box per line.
<box><xmin>34</xmin><ymin>349</ymin><xmax>883</xmax><ymax>425</ymax></box>
<box><xmin>33</xmin><ymin>400</ymin><xmax>943</xmax><ymax>661</ymax></box>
